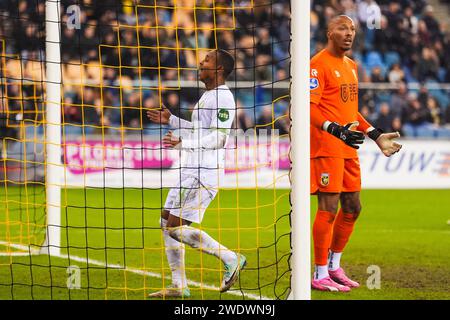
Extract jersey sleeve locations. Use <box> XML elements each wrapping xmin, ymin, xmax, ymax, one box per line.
<box><xmin>311</xmin><ymin>102</ymin><xmax>328</xmax><ymax>129</ymax></box>
<box><xmin>210</xmin><ymin>92</ymin><xmax>236</xmax><ymax>131</ymax></box>
<box><xmin>357</xmin><ymin>112</ymin><xmax>373</xmax><ymax>132</ymax></box>
<box><xmin>181</xmin><ymin>91</ymin><xmax>236</xmax><ymax>150</ymax></box>
<box><xmin>310</xmin><ymin>61</ymin><xmax>326</xmax><ymax>105</ymax></box>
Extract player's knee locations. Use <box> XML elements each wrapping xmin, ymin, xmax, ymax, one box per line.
<box><xmin>351</xmin><ymin>202</ymin><xmax>362</xmax><ymax>214</ymax></box>
<box><xmin>340</xmin><ymin>193</ymin><xmax>361</xmax><ymax>214</ymax></box>
<box><xmin>167</xmin><ymin>226</ymin><xmax>191</xmax><ymax>244</ymax></box>
<box><xmin>328</xmin><ymin>203</ymin><xmax>340</xmax><ymax>214</ymax></box>
<box><xmin>354</xmin><ymin>203</ymin><xmax>362</xmax><ymax>215</ymax></box>
<box><xmin>167</xmin><ymin>224</ymin><xmax>185</xmax><ymax>241</ymax></box>
<box><xmin>342</xmin><ymin>202</ymin><xmax>362</xmax><ymax>215</ymax></box>
<box><xmin>321</xmin><ymin>201</ymin><xmax>339</xmax><ymax>214</ymax></box>
<box><xmin>318</xmin><ymin>193</ymin><xmax>340</xmax><ymax>213</ymax></box>
<box><xmin>168</xmin><ymin>227</ymin><xmax>179</xmax><ymax>240</ymax></box>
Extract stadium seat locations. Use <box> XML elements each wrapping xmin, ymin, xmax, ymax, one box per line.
<box><xmin>384</xmin><ymin>51</ymin><xmax>401</xmax><ymax>69</ymax></box>
<box><xmin>403</xmin><ymin>66</ymin><xmax>418</xmax><ymax>83</ymax></box>
<box><xmin>416</xmin><ymin>124</ymin><xmax>437</xmax><ymax>138</ymax></box>
<box><xmin>364</xmin><ymin>28</ymin><xmax>375</xmax><ymax>51</ymax></box>
<box><xmin>365</xmin><ymin>51</ymin><xmax>383</xmax><ymax>68</ymax></box>
<box><xmin>437</xmin><ymin>127</ymin><xmax>450</xmax><ymax>138</ymax></box>
<box><xmin>402</xmin><ymin>123</ymin><xmax>419</xmax><ymax>137</ymax></box>
<box><xmin>437</xmin><ymin>67</ymin><xmax>447</xmax><ymax>83</ymax></box>
<box><xmin>365</xmin><ymin>51</ymin><xmax>388</xmax><ymax>77</ymax></box>
<box><xmin>352</xmin><ymin>52</ymin><xmax>364</xmax><ymax>65</ymax></box>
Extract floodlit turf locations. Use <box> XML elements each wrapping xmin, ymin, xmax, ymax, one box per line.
<box><xmin>311</xmin><ymin>189</ymin><xmax>450</xmax><ymax>300</ymax></box>
<box><xmin>1</xmin><ymin>187</ymin><xmax>449</xmax><ymax>300</ymax></box>
<box><xmin>0</xmin><ymin>187</ymin><xmax>291</xmax><ymax>300</ymax></box>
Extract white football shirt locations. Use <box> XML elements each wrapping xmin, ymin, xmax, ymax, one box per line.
<box><xmin>168</xmin><ymin>84</ymin><xmax>236</xmax><ymax>187</ymax></box>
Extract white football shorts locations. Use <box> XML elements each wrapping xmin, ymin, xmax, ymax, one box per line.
<box><xmin>164</xmin><ymin>176</ymin><xmax>218</xmax><ymax>224</ymax></box>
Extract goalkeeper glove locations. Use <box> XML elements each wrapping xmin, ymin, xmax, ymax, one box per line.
<box><xmin>326</xmin><ymin>121</ymin><xmax>365</xmax><ymax>149</ymax></box>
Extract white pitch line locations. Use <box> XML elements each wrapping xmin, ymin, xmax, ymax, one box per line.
<box><xmin>0</xmin><ymin>252</ymin><xmax>38</xmax><ymax>256</ymax></box>
<box><xmin>0</xmin><ymin>241</ymin><xmax>41</xmax><ymax>256</ymax></box>
<box><xmin>0</xmin><ymin>241</ymin><xmax>270</xmax><ymax>300</ymax></box>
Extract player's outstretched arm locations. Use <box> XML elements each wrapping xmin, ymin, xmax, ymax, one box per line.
<box><xmin>357</xmin><ymin>112</ymin><xmax>402</xmax><ymax>157</ymax></box>
<box><xmin>146</xmin><ymin>104</ymin><xmax>172</xmax><ymax>125</ymax></box>
<box><xmin>367</xmin><ymin>129</ymin><xmax>402</xmax><ymax>157</ymax></box>
<box><xmin>146</xmin><ymin>104</ymin><xmax>193</xmax><ymax>129</ymax></box>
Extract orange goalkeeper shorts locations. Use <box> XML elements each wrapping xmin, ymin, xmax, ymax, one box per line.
<box><xmin>311</xmin><ymin>157</ymin><xmax>361</xmax><ymax>194</ymax></box>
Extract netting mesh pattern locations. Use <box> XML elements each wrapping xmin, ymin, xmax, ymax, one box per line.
<box><xmin>0</xmin><ymin>0</ymin><xmax>291</xmax><ymax>300</ymax></box>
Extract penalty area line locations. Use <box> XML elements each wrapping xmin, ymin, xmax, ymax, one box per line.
<box><xmin>0</xmin><ymin>240</ymin><xmax>41</xmax><ymax>256</ymax></box>
<box><xmin>0</xmin><ymin>241</ymin><xmax>270</xmax><ymax>300</ymax></box>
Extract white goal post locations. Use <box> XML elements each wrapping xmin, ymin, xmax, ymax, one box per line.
<box><xmin>290</xmin><ymin>0</ymin><xmax>311</xmax><ymax>300</ymax></box>
<box><xmin>41</xmin><ymin>0</ymin><xmax>62</xmax><ymax>256</ymax></box>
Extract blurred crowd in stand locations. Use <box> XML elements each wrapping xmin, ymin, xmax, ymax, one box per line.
<box><xmin>0</xmin><ymin>0</ymin><xmax>449</xmax><ymax>141</ymax></box>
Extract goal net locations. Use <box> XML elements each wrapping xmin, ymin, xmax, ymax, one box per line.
<box><xmin>0</xmin><ymin>0</ymin><xmax>292</xmax><ymax>300</ymax></box>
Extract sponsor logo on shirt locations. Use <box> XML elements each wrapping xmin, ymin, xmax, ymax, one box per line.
<box><xmin>218</xmin><ymin>108</ymin><xmax>230</xmax><ymax>122</ymax></box>
<box><xmin>310</xmin><ymin>78</ymin><xmax>319</xmax><ymax>90</ymax></box>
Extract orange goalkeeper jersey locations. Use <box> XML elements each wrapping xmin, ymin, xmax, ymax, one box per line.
<box><xmin>310</xmin><ymin>49</ymin><xmax>366</xmax><ymax>159</ymax></box>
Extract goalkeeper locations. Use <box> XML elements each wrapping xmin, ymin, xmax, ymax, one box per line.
<box><xmin>146</xmin><ymin>50</ymin><xmax>246</xmax><ymax>298</ymax></box>
<box><xmin>309</xmin><ymin>15</ymin><xmax>402</xmax><ymax>292</ymax></box>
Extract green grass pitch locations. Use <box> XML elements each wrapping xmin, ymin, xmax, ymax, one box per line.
<box><xmin>0</xmin><ymin>187</ymin><xmax>449</xmax><ymax>300</ymax></box>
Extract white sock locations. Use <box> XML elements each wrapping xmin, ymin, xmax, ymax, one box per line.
<box><xmin>314</xmin><ymin>265</ymin><xmax>329</xmax><ymax>280</ymax></box>
<box><xmin>161</xmin><ymin>218</ymin><xmax>187</xmax><ymax>289</ymax></box>
<box><xmin>169</xmin><ymin>226</ymin><xmax>237</xmax><ymax>265</ymax></box>
<box><xmin>328</xmin><ymin>251</ymin><xmax>342</xmax><ymax>271</ymax></box>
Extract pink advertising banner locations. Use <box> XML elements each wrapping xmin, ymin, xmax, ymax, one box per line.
<box><xmin>224</xmin><ymin>139</ymin><xmax>290</xmax><ymax>172</ymax></box>
<box><xmin>64</xmin><ymin>140</ymin><xmax>176</xmax><ymax>174</ymax></box>
<box><xmin>64</xmin><ymin>139</ymin><xmax>290</xmax><ymax>174</ymax></box>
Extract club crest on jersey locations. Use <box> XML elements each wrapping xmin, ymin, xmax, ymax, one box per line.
<box><xmin>341</xmin><ymin>84</ymin><xmax>349</xmax><ymax>102</ymax></box>
<box><xmin>310</xmin><ymin>78</ymin><xmax>319</xmax><ymax>90</ymax></box>
<box><xmin>321</xmin><ymin>173</ymin><xmax>329</xmax><ymax>186</ymax></box>
<box><xmin>218</xmin><ymin>108</ymin><xmax>229</xmax><ymax>122</ymax></box>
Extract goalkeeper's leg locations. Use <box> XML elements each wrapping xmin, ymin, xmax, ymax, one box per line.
<box><xmin>312</xmin><ymin>193</ymin><xmax>350</xmax><ymax>292</ymax></box>
<box><xmin>328</xmin><ymin>190</ymin><xmax>361</xmax><ymax>288</ymax></box>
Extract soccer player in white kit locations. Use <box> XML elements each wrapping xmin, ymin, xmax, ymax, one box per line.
<box><xmin>146</xmin><ymin>50</ymin><xmax>246</xmax><ymax>298</ymax></box>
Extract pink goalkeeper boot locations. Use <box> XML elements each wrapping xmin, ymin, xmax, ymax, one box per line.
<box><xmin>329</xmin><ymin>268</ymin><xmax>360</xmax><ymax>288</ymax></box>
<box><xmin>311</xmin><ymin>275</ymin><xmax>351</xmax><ymax>292</ymax></box>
